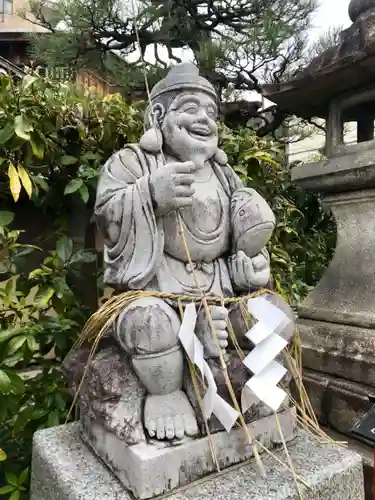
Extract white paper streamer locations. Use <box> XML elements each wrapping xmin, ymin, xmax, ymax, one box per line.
<box><xmin>241</xmin><ymin>297</ymin><xmax>291</xmax><ymax>413</ymax></box>
<box><xmin>178</xmin><ymin>303</ymin><xmax>240</xmax><ymax>433</ymax></box>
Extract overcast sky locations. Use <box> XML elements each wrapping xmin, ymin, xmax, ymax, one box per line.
<box><xmin>311</xmin><ymin>0</ymin><xmax>351</xmax><ymax>38</ymax></box>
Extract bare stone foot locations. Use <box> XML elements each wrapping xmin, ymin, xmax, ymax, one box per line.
<box><xmin>144</xmin><ymin>390</ymin><xmax>199</xmax><ymax>440</ymax></box>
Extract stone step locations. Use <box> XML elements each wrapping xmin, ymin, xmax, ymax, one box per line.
<box><xmin>323</xmin><ymin>426</ymin><xmax>374</xmax><ymax>500</ymax></box>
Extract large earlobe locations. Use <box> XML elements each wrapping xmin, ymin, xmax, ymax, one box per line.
<box><xmin>140</xmin><ymin>127</ymin><xmax>163</xmax><ymax>154</ymax></box>
<box><xmin>214</xmin><ymin>148</ymin><xmax>228</xmax><ymax>166</ymax></box>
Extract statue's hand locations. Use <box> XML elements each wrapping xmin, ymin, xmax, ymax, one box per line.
<box><xmin>149</xmin><ymin>161</ymin><xmax>196</xmax><ymax>215</ymax></box>
<box><xmin>228</xmin><ymin>250</ymin><xmax>270</xmax><ymax>292</ymax></box>
<box><xmin>195</xmin><ymin>306</ymin><xmax>228</xmax><ymax>358</ymax></box>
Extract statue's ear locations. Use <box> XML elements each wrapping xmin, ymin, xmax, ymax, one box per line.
<box><xmin>141</xmin><ymin>102</ymin><xmax>165</xmax><ymax>153</ymax></box>
<box><xmin>145</xmin><ymin>102</ymin><xmax>165</xmax><ymax>129</ymax></box>
<box><xmin>214</xmin><ymin>148</ymin><xmax>228</xmax><ymax>166</ymax></box>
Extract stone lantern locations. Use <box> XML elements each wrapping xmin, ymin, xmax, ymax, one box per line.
<box><xmin>264</xmin><ymin>0</ymin><xmax>375</xmax><ymax>439</ymax></box>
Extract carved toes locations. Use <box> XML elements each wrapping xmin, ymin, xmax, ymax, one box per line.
<box><xmin>183</xmin><ymin>414</ymin><xmax>199</xmax><ymax>437</ymax></box>
<box><xmin>174</xmin><ymin>415</ymin><xmax>185</xmax><ymax>439</ymax></box>
<box><xmin>144</xmin><ymin>391</ymin><xmax>199</xmax><ymax>441</ymax></box>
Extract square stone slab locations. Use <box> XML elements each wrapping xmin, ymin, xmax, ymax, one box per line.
<box><xmin>30</xmin><ymin>422</ymin><xmax>364</xmax><ymax>500</ymax></box>
<box><xmin>81</xmin><ymin>408</ymin><xmax>296</xmax><ymax>498</ymax></box>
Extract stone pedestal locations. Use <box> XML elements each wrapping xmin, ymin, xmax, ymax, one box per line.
<box><xmin>30</xmin><ymin>423</ymin><xmax>364</xmax><ymax>500</ymax></box>
<box><xmin>80</xmin><ymin>408</ymin><xmax>296</xmax><ymax>499</ymax></box>
<box><xmin>291</xmin><ymin>154</ymin><xmax>375</xmax><ymax>436</ymax></box>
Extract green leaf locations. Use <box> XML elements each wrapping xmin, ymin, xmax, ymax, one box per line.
<box><xmin>26</xmin><ymin>335</ymin><xmax>37</xmax><ymax>352</ymax></box>
<box><xmin>16</xmin><ymin>275</ymin><xmax>32</xmax><ymax>295</ymax></box>
<box><xmin>32</xmin><ymin>175</ymin><xmax>49</xmax><ymax>192</ymax></box>
<box><xmin>5</xmin><ymin>472</ymin><xmax>18</xmax><ymax>487</ymax></box>
<box><xmin>0</xmin><ymin>122</ymin><xmax>14</xmax><ymax>144</ymax></box>
<box><xmin>6</xmin><ymin>371</ymin><xmax>25</xmax><ymax>395</ymax></box>
<box><xmin>30</xmin><ymin>134</ymin><xmax>45</xmax><ymax>159</ymax></box>
<box><xmin>34</xmin><ymin>285</ymin><xmax>55</xmax><ymax>307</ymax></box>
<box><xmin>0</xmin><ymin>485</ymin><xmax>15</xmax><ymax>495</ymax></box>
<box><xmin>79</xmin><ymin>184</ymin><xmax>89</xmax><ymax>203</ymax></box>
<box><xmin>0</xmin><ymin>447</ymin><xmax>7</xmax><ymax>461</ymax></box>
<box><xmin>28</xmin><ymin>268</ymin><xmax>48</xmax><ymax>279</ymax></box>
<box><xmin>0</xmin><ymin>370</ymin><xmax>11</xmax><ymax>393</ymax></box>
<box><xmin>14</xmin><ymin>115</ymin><xmax>33</xmax><ymax>141</ymax></box>
<box><xmin>64</xmin><ymin>178</ymin><xmax>83</xmax><ymax>195</ymax></box>
<box><xmin>13</xmin><ymin>406</ymin><xmax>34</xmax><ymax>434</ymax></box>
<box><xmin>47</xmin><ymin>410</ymin><xmax>60</xmax><ymax>427</ymax></box>
<box><xmin>1</xmin><ymin>352</ymin><xmax>24</xmax><ymax>368</ymax></box>
<box><xmin>56</xmin><ymin>235</ymin><xmax>73</xmax><ymax>262</ymax></box>
<box><xmin>9</xmin><ymin>490</ymin><xmax>20</xmax><ymax>500</ymax></box>
<box><xmin>6</xmin><ymin>336</ymin><xmax>27</xmax><ymax>356</ymax></box>
<box><xmin>18</xmin><ymin>467</ymin><xmax>29</xmax><ymax>485</ymax></box>
<box><xmin>82</xmin><ymin>151</ymin><xmax>100</xmax><ymax>161</ymax></box>
<box><xmin>0</xmin><ymin>211</ymin><xmax>14</xmax><ymax>226</ymax></box>
<box><xmin>60</xmin><ymin>155</ymin><xmax>78</xmax><ymax>165</ymax></box>
<box><xmin>234</xmin><ymin>165</ymin><xmax>248</xmax><ymax>176</ymax></box>
<box><xmin>31</xmin><ymin>408</ymin><xmax>49</xmax><ymax>420</ymax></box>
<box><xmin>4</xmin><ymin>279</ymin><xmax>13</xmax><ymax>296</ymax></box>
<box><xmin>0</xmin><ymin>328</ymin><xmax>23</xmax><ymax>344</ymax></box>
<box><xmin>52</xmin><ymin>277</ymin><xmax>71</xmax><ymax>299</ymax></box>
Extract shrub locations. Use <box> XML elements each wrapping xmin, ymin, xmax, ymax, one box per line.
<box><xmin>0</xmin><ymin>74</ymin><xmax>142</xmax><ymax>208</ymax></box>
<box><xmin>0</xmin><ymin>75</ymin><xmax>143</xmax><ymax>499</ymax></box>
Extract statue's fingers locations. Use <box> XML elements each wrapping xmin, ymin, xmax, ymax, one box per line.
<box><xmin>213</xmin><ymin>321</ymin><xmax>227</xmax><ymax>333</ymax></box>
<box><xmin>173</xmin><ymin>196</ymin><xmax>194</xmax><ymax>207</ymax></box>
<box><xmin>219</xmin><ymin>339</ymin><xmax>228</xmax><ymax>349</ymax></box>
<box><xmin>251</xmin><ymin>269</ymin><xmax>270</xmax><ymax>287</ymax></box>
<box><xmin>252</xmin><ymin>253</ymin><xmax>268</xmax><ymax>270</ymax></box>
<box><xmin>243</xmin><ymin>255</ymin><xmax>254</xmax><ymax>281</ymax></box>
<box><xmin>174</xmin><ymin>173</ymin><xmax>195</xmax><ymax>185</ymax></box>
<box><xmin>228</xmin><ymin>255</ymin><xmax>234</xmax><ymax>271</ymax></box>
<box><xmin>174</xmin><ymin>161</ymin><xmax>196</xmax><ymax>173</ymax></box>
<box><xmin>174</xmin><ymin>185</ymin><xmax>195</xmax><ymax>197</ymax></box>
<box><xmin>228</xmin><ymin>257</ymin><xmax>234</xmax><ymax>281</ymax></box>
<box><xmin>232</xmin><ymin>255</ymin><xmax>241</xmax><ymax>276</ymax></box>
<box><xmin>214</xmin><ymin>322</ymin><xmax>228</xmax><ymax>335</ymax></box>
<box><xmin>210</xmin><ymin>306</ymin><xmax>228</xmax><ymax>321</ymax></box>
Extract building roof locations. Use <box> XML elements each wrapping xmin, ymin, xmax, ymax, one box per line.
<box><xmin>0</xmin><ymin>55</ymin><xmax>25</xmax><ymax>77</ymax></box>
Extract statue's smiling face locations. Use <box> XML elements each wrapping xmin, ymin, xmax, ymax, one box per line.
<box><xmin>161</xmin><ymin>91</ymin><xmax>219</xmax><ymax>162</ymax></box>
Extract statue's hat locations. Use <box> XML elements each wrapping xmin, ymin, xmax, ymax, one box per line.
<box><xmin>150</xmin><ymin>63</ymin><xmax>217</xmax><ymax>103</ymax></box>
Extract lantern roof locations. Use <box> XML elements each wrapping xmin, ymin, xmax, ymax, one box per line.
<box><xmin>263</xmin><ymin>0</ymin><xmax>375</xmax><ymax>118</ymax></box>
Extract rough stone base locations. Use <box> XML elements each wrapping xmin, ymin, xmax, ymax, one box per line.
<box><xmin>302</xmin><ymin>368</ymin><xmax>373</xmax><ymax>435</ymax></box>
<box><xmin>30</xmin><ymin>423</ymin><xmax>364</xmax><ymax>500</ymax></box>
<box><xmin>81</xmin><ymin>408</ymin><xmax>296</xmax><ymax>499</ymax></box>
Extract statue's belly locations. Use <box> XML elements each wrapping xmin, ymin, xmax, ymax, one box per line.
<box><xmin>163</xmin><ymin>176</ymin><xmax>231</xmax><ymax>262</ymax></box>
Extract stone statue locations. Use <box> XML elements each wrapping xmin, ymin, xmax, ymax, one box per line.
<box><xmin>63</xmin><ymin>62</ymin><xmax>295</xmax><ymax>498</ymax></box>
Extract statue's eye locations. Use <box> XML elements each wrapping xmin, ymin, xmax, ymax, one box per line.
<box><xmin>207</xmin><ymin>107</ymin><xmax>217</xmax><ymax>119</ymax></box>
<box><xmin>182</xmin><ymin>103</ymin><xmax>199</xmax><ymax>114</ymax></box>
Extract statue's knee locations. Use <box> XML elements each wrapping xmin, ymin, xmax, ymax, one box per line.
<box><xmin>115</xmin><ymin>297</ymin><xmax>181</xmax><ymax>355</ymax></box>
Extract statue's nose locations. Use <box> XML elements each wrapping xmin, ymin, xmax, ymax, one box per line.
<box><xmin>195</xmin><ymin>108</ymin><xmax>210</xmax><ymax>123</ymax></box>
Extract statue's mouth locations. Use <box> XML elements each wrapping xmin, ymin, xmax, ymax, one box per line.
<box><xmin>187</xmin><ymin>125</ymin><xmax>212</xmax><ymax>139</ymax></box>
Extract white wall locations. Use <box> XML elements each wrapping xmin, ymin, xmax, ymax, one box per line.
<box><xmin>287</xmin><ymin>121</ymin><xmax>357</xmax><ymax>163</ymax></box>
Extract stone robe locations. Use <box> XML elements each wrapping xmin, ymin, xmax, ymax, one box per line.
<box><xmin>94</xmin><ymin>145</ymin><xmax>243</xmax><ymax>297</ymax></box>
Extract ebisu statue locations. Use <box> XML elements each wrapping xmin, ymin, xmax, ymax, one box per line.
<box><xmin>64</xmin><ymin>63</ymin><xmax>296</xmax><ymax>499</ymax></box>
